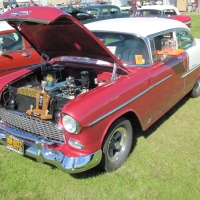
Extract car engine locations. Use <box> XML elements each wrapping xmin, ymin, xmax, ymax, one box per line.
<box><xmin>1</xmin><ymin>64</ymin><xmax>99</xmax><ymax>123</ymax></box>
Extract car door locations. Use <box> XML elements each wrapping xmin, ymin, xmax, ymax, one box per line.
<box><xmin>0</xmin><ymin>30</ymin><xmax>40</xmax><ymax>77</ymax></box>
<box><xmin>176</xmin><ymin>29</ymin><xmax>200</xmax><ymax>93</ymax></box>
<box><xmin>148</xmin><ymin>33</ymin><xmax>187</xmax><ymax>121</ymax></box>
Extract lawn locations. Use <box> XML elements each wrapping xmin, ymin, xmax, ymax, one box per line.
<box><xmin>0</xmin><ymin>15</ymin><xmax>200</xmax><ymax>200</ymax></box>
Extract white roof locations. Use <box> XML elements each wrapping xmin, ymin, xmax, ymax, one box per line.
<box><xmin>0</xmin><ymin>21</ymin><xmax>14</xmax><ymax>32</ymax></box>
<box><xmin>85</xmin><ymin>18</ymin><xmax>189</xmax><ymax>38</ymax></box>
<box><xmin>138</xmin><ymin>5</ymin><xmax>180</xmax><ymax>15</ymax></box>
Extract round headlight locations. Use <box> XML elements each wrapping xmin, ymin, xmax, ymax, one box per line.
<box><xmin>62</xmin><ymin>114</ymin><xmax>81</xmax><ymax>134</ymax></box>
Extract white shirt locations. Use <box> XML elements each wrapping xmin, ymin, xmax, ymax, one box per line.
<box><xmin>156</xmin><ymin>0</ymin><xmax>162</xmax><ymax>5</ymax></box>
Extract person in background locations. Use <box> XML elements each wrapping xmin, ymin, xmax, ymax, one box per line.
<box><xmin>129</xmin><ymin>4</ymin><xmax>137</xmax><ymax>17</ymax></box>
<box><xmin>0</xmin><ymin>7</ymin><xmax>3</xmax><ymax>15</ymax></box>
<box><xmin>156</xmin><ymin>0</ymin><xmax>162</xmax><ymax>5</ymax></box>
<box><xmin>193</xmin><ymin>1</ymin><xmax>198</xmax><ymax>11</ymax></box>
<box><xmin>136</xmin><ymin>0</ymin><xmax>142</xmax><ymax>8</ymax></box>
<box><xmin>129</xmin><ymin>0</ymin><xmax>138</xmax><ymax>17</ymax></box>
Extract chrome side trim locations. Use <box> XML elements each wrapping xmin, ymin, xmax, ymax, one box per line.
<box><xmin>89</xmin><ymin>74</ymin><xmax>172</xmax><ymax>126</ymax></box>
<box><xmin>0</xmin><ymin>122</ymin><xmax>102</xmax><ymax>174</ymax></box>
<box><xmin>181</xmin><ymin>64</ymin><xmax>200</xmax><ymax>78</ymax></box>
<box><xmin>0</xmin><ymin>65</ymin><xmax>33</xmax><ymax>73</ymax></box>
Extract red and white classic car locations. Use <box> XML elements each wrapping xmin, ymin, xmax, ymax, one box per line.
<box><xmin>0</xmin><ymin>6</ymin><xmax>200</xmax><ymax>174</ymax></box>
<box><xmin>0</xmin><ymin>21</ymin><xmax>41</xmax><ymax>77</ymax></box>
<box><xmin>136</xmin><ymin>5</ymin><xmax>192</xmax><ymax>28</ymax></box>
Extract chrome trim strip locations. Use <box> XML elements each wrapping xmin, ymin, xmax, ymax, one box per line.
<box><xmin>181</xmin><ymin>64</ymin><xmax>200</xmax><ymax>78</ymax></box>
<box><xmin>89</xmin><ymin>74</ymin><xmax>172</xmax><ymax>126</ymax></box>
<box><xmin>185</xmin><ymin>21</ymin><xmax>191</xmax><ymax>25</ymax></box>
<box><xmin>0</xmin><ymin>65</ymin><xmax>33</xmax><ymax>73</ymax></box>
<box><xmin>0</xmin><ymin>122</ymin><xmax>102</xmax><ymax>174</ymax></box>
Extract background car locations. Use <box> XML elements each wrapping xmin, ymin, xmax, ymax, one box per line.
<box><xmin>81</xmin><ymin>4</ymin><xmax>130</xmax><ymax>23</ymax></box>
<box><xmin>59</xmin><ymin>6</ymin><xmax>96</xmax><ymax>21</ymax></box>
<box><xmin>0</xmin><ymin>21</ymin><xmax>41</xmax><ymax>77</ymax></box>
<box><xmin>0</xmin><ymin>7</ymin><xmax>199</xmax><ymax>174</ymax></box>
<box><xmin>136</xmin><ymin>5</ymin><xmax>191</xmax><ymax>28</ymax></box>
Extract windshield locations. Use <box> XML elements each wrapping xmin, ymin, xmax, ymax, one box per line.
<box><xmin>92</xmin><ymin>32</ymin><xmax>149</xmax><ymax>66</ymax></box>
<box><xmin>136</xmin><ymin>10</ymin><xmax>161</xmax><ymax>17</ymax></box>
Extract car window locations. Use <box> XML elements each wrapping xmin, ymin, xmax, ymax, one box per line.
<box><xmin>92</xmin><ymin>32</ymin><xmax>149</xmax><ymax>66</ymax></box>
<box><xmin>164</xmin><ymin>9</ymin><xmax>177</xmax><ymax>17</ymax></box>
<box><xmin>149</xmin><ymin>38</ymin><xmax>157</xmax><ymax>62</ymax></box>
<box><xmin>84</xmin><ymin>9</ymin><xmax>98</xmax><ymax>15</ymax></box>
<box><xmin>137</xmin><ymin>10</ymin><xmax>161</xmax><ymax>17</ymax></box>
<box><xmin>101</xmin><ymin>8</ymin><xmax>109</xmax><ymax>16</ymax></box>
<box><xmin>61</xmin><ymin>7</ymin><xmax>73</xmax><ymax>14</ymax></box>
<box><xmin>110</xmin><ymin>8</ymin><xmax>119</xmax><ymax>15</ymax></box>
<box><xmin>0</xmin><ymin>32</ymin><xmax>24</xmax><ymax>51</ymax></box>
<box><xmin>150</xmin><ymin>32</ymin><xmax>174</xmax><ymax>62</ymax></box>
<box><xmin>176</xmin><ymin>30</ymin><xmax>194</xmax><ymax>49</ymax></box>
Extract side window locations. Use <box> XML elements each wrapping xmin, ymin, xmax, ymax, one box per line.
<box><xmin>151</xmin><ymin>32</ymin><xmax>174</xmax><ymax>62</ymax></box>
<box><xmin>0</xmin><ymin>32</ymin><xmax>24</xmax><ymax>51</ymax></box>
<box><xmin>164</xmin><ymin>9</ymin><xmax>177</xmax><ymax>17</ymax></box>
<box><xmin>110</xmin><ymin>8</ymin><xmax>119</xmax><ymax>15</ymax></box>
<box><xmin>176</xmin><ymin>30</ymin><xmax>194</xmax><ymax>49</ymax></box>
<box><xmin>150</xmin><ymin>38</ymin><xmax>157</xmax><ymax>62</ymax></box>
<box><xmin>148</xmin><ymin>10</ymin><xmax>161</xmax><ymax>17</ymax></box>
<box><xmin>101</xmin><ymin>8</ymin><xmax>109</xmax><ymax>15</ymax></box>
<box><xmin>84</xmin><ymin>9</ymin><xmax>98</xmax><ymax>15</ymax></box>
<box><xmin>0</xmin><ymin>37</ymin><xmax>2</xmax><ymax>50</ymax></box>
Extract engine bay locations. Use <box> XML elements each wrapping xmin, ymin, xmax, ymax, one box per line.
<box><xmin>1</xmin><ymin>63</ymin><xmax>111</xmax><ymax>123</ymax></box>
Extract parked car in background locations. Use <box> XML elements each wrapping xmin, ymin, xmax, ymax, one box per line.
<box><xmin>0</xmin><ymin>6</ymin><xmax>200</xmax><ymax>174</ymax></box>
<box><xmin>81</xmin><ymin>4</ymin><xmax>130</xmax><ymax>23</ymax></box>
<box><xmin>0</xmin><ymin>21</ymin><xmax>41</xmax><ymax>77</ymax></box>
<box><xmin>136</xmin><ymin>5</ymin><xmax>191</xmax><ymax>28</ymax></box>
<box><xmin>59</xmin><ymin>6</ymin><xmax>96</xmax><ymax>21</ymax></box>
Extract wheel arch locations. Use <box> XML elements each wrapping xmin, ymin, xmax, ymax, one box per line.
<box><xmin>100</xmin><ymin>110</ymin><xmax>142</xmax><ymax>146</ymax></box>
<box><xmin>190</xmin><ymin>74</ymin><xmax>200</xmax><ymax>98</ymax></box>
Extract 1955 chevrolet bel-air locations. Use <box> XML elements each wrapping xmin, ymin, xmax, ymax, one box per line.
<box><xmin>0</xmin><ymin>6</ymin><xmax>200</xmax><ymax>174</ymax></box>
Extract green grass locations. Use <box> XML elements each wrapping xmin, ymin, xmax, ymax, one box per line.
<box><xmin>0</xmin><ymin>15</ymin><xmax>200</xmax><ymax>200</ymax></box>
<box><xmin>190</xmin><ymin>15</ymin><xmax>200</xmax><ymax>38</ymax></box>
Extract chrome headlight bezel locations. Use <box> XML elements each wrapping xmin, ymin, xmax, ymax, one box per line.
<box><xmin>62</xmin><ymin>114</ymin><xmax>81</xmax><ymax>134</ymax></box>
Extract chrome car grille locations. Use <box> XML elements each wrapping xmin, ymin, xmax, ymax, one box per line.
<box><xmin>0</xmin><ymin>107</ymin><xmax>64</xmax><ymax>143</ymax></box>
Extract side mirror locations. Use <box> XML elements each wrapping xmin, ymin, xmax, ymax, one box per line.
<box><xmin>160</xmin><ymin>54</ymin><xmax>169</xmax><ymax>64</ymax></box>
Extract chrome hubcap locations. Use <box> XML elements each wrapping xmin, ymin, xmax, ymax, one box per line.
<box><xmin>107</xmin><ymin>127</ymin><xmax>128</xmax><ymax>163</ymax></box>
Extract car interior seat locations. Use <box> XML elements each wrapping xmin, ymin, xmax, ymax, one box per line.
<box><xmin>119</xmin><ymin>39</ymin><xmax>147</xmax><ymax>64</ymax></box>
<box><xmin>12</xmin><ymin>35</ymin><xmax>24</xmax><ymax>50</ymax></box>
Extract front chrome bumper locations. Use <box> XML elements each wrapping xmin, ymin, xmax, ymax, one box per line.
<box><xmin>0</xmin><ymin>121</ymin><xmax>102</xmax><ymax>174</ymax></box>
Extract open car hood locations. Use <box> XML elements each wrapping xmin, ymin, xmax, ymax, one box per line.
<box><xmin>0</xmin><ymin>6</ymin><xmax>126</xmax><ymax>70</ymax></box>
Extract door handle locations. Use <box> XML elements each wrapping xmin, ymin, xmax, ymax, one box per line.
<box><xmin>177</xmin><ymin>56</ymin><xmax>183</xmax><ymax>60</ymax></box>
<box><xmin>21</xmin><ymin>53</ymin><xmax>30</xmax><ymax>57</ymax></box>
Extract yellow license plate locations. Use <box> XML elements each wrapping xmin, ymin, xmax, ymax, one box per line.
<box><xmin>6</xmin><ymin>135</ymin><xmax>24</xmax><ymax>155</ymax></box>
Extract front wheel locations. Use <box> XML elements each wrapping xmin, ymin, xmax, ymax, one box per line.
<box><xmin>99</xmin><ymin>117</ymin><xmax>133</xmax><ymax>172</ymax></box>
<box><xmin>191</xmin><ymin>78</ymin><xmax>200</xmax><ymax>98</ymax></box>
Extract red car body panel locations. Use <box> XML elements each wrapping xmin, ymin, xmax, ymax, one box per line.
<box><xmin>169</xmin><ymin>14</ymin><xmax>191</xmax><ymax>28</ymax></box>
